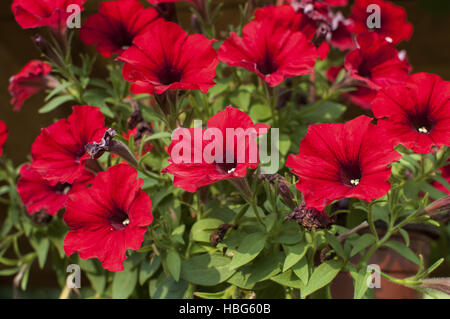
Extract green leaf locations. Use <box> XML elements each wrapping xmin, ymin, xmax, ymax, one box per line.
<box><xmin>39</xmin><ymin>95</ymin><xmax>73</xmax><ymax>113</ymax></box>
<box><xmin>112</xmin><ymin>267</ymin><xmax>138</xmax><ymax>299</ymax></box>
<box><xmin>324</xmin><ymin>232</ymin><xmax>347</xmax><ymax>259</ymax></box>
<box><xmin>271</xmin><ymin>270</ymin><xmax>305</xmax><ymax>289</ymax></box>
<box><xmin>45</xmin><ymin>82</ymin><xmax>73</xmax><ymax>101</ymax></box>
<box><xmin>86</xmin><ymin>272</ymin><xmax>106</xmax><ymax>295</ymax></box>
<box><xmin>292</xmin><ymin>257</ymin><xmax>309</xmax><ymax>285</ymax></box>
<box><xmin>149</xmin><ymin>273</ymin><xmax>188</xmax><ymax>299</ymax></box>
<box><xmin>398</xmin><ymin>228</ymin><xmax>410</xmax><ymax>247</ymax></box>
<box><xmin>301</xmin><ymin>260</ymin><xmax>343</xmax><ymax>298</ymax></box>
<box><xmin>181</xmin><ymin>253</ymin><xmax>235</xmax><ymax>286</ymax></box>
<box><xmin>272</xmin><ymin>222</ymin><xmax>303</xmax><ymax>244</ymax></box>
<box><xmin>249</xmin><ymin>103</ymin><xmax>271</xmax><ymax>121</ymax></box>
<box><xmin>139</xmin><ymin>255</ymin><xmax>161</xmax><ymax>285</ymax></box>
<box><xmin>302</xmin><ymin>101</ymin><xmax>346</xmax><ymax>123</ymax></box>
<box><xmin>282</xmin><ymin>242</ymin><xmax>308</xmax><ymax>272</ymax></box>
<box><xmin>29</xmin><ymin>232</ymin><xmax>50</xmax><ymax>269</ymax></box>
<box><xmin>191</xmin><ymin>218</ymin><xmax>223</xmax><ymax>243</ymax></box>
<box><xmin>350</xmin><ymin>233</ymin><xmax>376</xmax><ymax>257</ymax></box>
<box><xmin>227</xmin><ymin>251</ymin><xmax>283</xmax><ymax>289</ymax></box>
<box><xmin>351</xmin><ymin>267</ymin><xmax>371</xmax><ymax>299</ymax></box>
<box><xmin>383</xmin><ymin>241</ymin><xmax>420</xmax><ymax>265</ymax></box>
<box><xmin>166</xmin><ymin>249</ymin><xmax>181</xmax><ymax>282</ymax></box>
<box><xmin>229</xmin><ymin>232</ymin><xmax>267</xmax><ymax>270</ymax></box>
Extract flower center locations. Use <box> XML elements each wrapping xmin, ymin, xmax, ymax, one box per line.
<box><xmin>53</xmin><ymin>182</ymin><xmax>71</xmax><ymax>195</ymax></box>
<box><xmin>109</xmin><ymin>209</ymin><xmax>130</xmax><ymax>230</ymax></box>
<box><xmin>339</xmin><ymin>162</ymin><xmax>362</xmax><ymax>187</ymax></box>
<box><xmin>158</xmin><ymin>67</ymin><xmax>182</xmax><ymax>85</ymax></box>
<box><xmin>410</xmin><ymin>114</ymin><xmax>433</xmax><ymax>135</ymax></box>
<box><xmin>216</xmin><ymin>161</ymin><xmax>237</xmax><ymax>175</ymax></box>
<box><xmin>357</xmin><ymin>61</ymin><xmax>372</xmax><ymax>78</ymax></box>
<box><xmin>257</xmin><ymin>52</ymin><xmax>279</xmax><ymax>75</ymax></box>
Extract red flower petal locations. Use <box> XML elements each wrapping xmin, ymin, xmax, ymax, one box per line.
<box><xmin>31</xmin><ymin>105</ymin><xmax>106</xmax><ymax>185</ymax></box>
<box><xmin>118</xmin><ymin>19</ymin><xmax>218</xmax><ymax>94</ymax></box>
<box><xmin>0</xmin><ymin>121</ymin><xmax>8</xmax><ymax>157</ymax></box>
<box><xmin>17</xmin><ymin>164</ymin><xmax>93</xmax><ymax>216</ymax></box>
<box><xmin>162</xmin><ymin>106</ymin><xmax>270</xmax><ymax>192</ymax></box>
<box><xmin>371</xmin><ymin>73</ymin><xmax>450</xmax><ymax>154</ymax></box>
<box><xmin>12</xmin><ymin>0</ymin><xmax>86</xmax><ymax>32</ymax></box>
<box><xmin>287</xmin><ymin>115</ymin><xmax>401</xmax><ymax>210</ymax></box>
<box><xmin>80</xmin><ymin>0</ymin><xmax>160</xmax><ymax>58</ymax></box>
<box><xmin>63</xmin><ymin>164</ymin><xmax>152</xmax><ymax>272</ymax></box>
<box><xmin>349</xmin><ymin>0</ymin><xmax>413</xmax><ymax>45</ymax></box>
<box><xmin>218</xmin><ymin>19</ymin><xmax>318</xmax><ymax>87</ymax></box>
<box><xmin>8</xmin><ymin>60</ymin><xmax>52</xmax><ymax>111</ymax></box>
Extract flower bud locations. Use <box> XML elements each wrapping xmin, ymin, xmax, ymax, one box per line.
<box><xmin>420</xmin><ymin>278</ymin><xmax>450</xmax><ymax>295</ymax></box>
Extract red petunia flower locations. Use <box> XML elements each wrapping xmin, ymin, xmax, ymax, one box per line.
<box><xmin>80</xmin><ymin>0</ymin><xmax>160</xmax><ymax>58</ymax></box>
<box><xmin>31</xmin><ymin>105</ymin><xmax>106</xmax><ymax>186</ymax></box>
<box><xmin>63</xmin><ymin>164</ymin><xmax>153</xmax><ymax>272</ymax></box>
<box><xmin>0</xmin><ymin>121</ymin><xmax>8</xmax><ymax>157</ymax></box>
<box><xmin>345</xmin><ymin>32</ymin><xmax>410</xmax><ymax>90</ymax></box>
<box><xmin>371</xmin><ymin>73</ymin><xmax>450</xmax><ymax>154</ymax></box>
<box><xmin>349</xmin><ymin>0</ymin><xmax>413</xmax><ymax>45</ymax></box>
<box><xmin>162</xmin><ymin>106</ymin><xmax>270</xmax><ymax>192</ymax></box>
<box><xmin>254</xmin><ymin>4</ymin><xmax>331</xmax><ymax>60</ymax></box>
<box><xmin>118</xmin><ymin>19</ymin><xmax>218</xmax><ymax>94</ymax></box>
<box><xmin>9</xmin><ymin>60</ymin><xmax>55</xmax><ymax>111</ymax></box>
<box><xmin>286</xmin><ymin>115</ymin><xmax>401</xmax><ymax>210</ymax></box>
<box><xmin>218</xmin><ymin>19</ymin><xmax>318</xmax><ymax>87</ymax></box>
<box><xmin>11</xmin><ymin>0</ymin><xmax>86</xmax><ymax>33</ymax></box>
<box><xmin>17</xmin><ymin>164</ymin><xmax>93</xmax><ymax>216</ymax></box>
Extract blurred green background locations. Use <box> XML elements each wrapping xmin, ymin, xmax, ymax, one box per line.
<box><xmin>0</xmin><ymin>0</ymin><xmax>449</xmax><ymax>298</ymax></box>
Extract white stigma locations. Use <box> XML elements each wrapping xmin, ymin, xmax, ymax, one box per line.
<box><xmin>227</xmin><ymin>167</ymin><xmax>236</xmax><ymax>174</ymax></box>
<box><xmin>418</xmin><ymin>127</ymin><xmax>429</xmax><ymax>134</ymax></box>
<box><xmin>350</xmin><ymin>179</ymin><xmax>360</xmax><ymax>186</ymax></box>
<box><xmin>122</xmin><ymin>219</ymin><xmax>130</xmax><ymax>226</ymax></box>
<box><xmin>385</xmin><ymin>37</ymin><xmax>393</xmax><ymax>43</ymax></box>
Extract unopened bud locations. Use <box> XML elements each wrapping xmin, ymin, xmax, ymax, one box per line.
<box><xmin>420</xmin><ymin>278</ymin><xmax>450</xmax><ymax>295</ymax></box>
<box><xmin>422</xmin><ymin>195</ymin><xmax>450</xmax><ymax>217</ymax></box>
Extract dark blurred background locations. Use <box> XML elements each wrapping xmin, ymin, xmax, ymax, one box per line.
<box><xmin>0</xmin><ymin>0</ymin><xmax>449</xmax><ymax>297</ymax></box>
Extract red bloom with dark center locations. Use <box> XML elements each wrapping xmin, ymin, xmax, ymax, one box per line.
<box><xmin>9</xmin><ymin>60</ymin><xmax>54</xmax><ymax>111</ymax></box>
<box><xmin>218</xmin><ymin>19</ymin><xmax>318</xmax><ymax>87</ymax></box>
<box><xmin>11</xmin><ymin>0</ymin><xmax>86</xmax><ymax>33</ymax></box>
<box><xmin>31</xmin><ymin>105</ymin><xmax>106</xmax><ymax>186</ymax></box>
<box><xmin>80</xmin><ymin>0</ymin><xmax>160</xmax><ymax>58</ymax></box>
<box><xmin>118</xmin><ymin>19</ymin><xmax>218</xmax><ymax>94</ymax></box>
<box><xmin>371</xmin><ymin>73</ymin><xmax>450</xmax><ymax>154</ymax></box>
<box><xmin>17</xmin><ymin>164</ymin><xmax>93</xmax><ymax>216</ymax></box>
<box><xmin>0</xmin><ymin>121</ymin><xmax>8</xmax><ymax>157</ymax></box>
<box><xmin>162</xmin><ymin>106</ymin><xmax>270</xmax><ymax>192</ymax></box>
<box><xmin>63</xmin><ymin>164</ymin><xmax>153</xmax><ymax>272</ymax></box>
<box><xmin>350</xmin><ymin>0</ymin><xmax>413</xmax><ymax>45</ymax></box>
<box><xmin>345</xmin><ymin>32</ymin><xmax>410</xmax><ymax>90</ymax></box>
<box><xmin>286</xmin><ymin>116</ymin><xmax>401</xmax><ymax>210</ymax></box>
